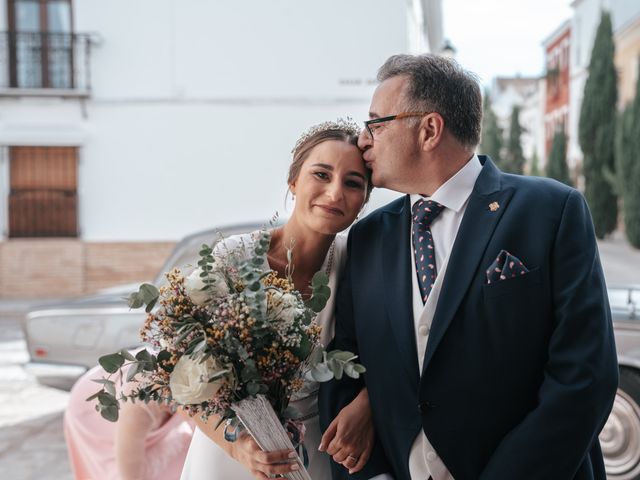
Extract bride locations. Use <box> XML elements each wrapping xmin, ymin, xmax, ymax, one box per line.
<box><xmin>180</xmin><ymin>119</ymin><xmax>381</xmax><ymax>480</ymax></box>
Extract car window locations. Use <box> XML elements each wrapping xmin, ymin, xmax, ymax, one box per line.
<box><xmin>153</xmin><ymin>224</ymin><xmax>264</xmax><ymax>286</ymax></box>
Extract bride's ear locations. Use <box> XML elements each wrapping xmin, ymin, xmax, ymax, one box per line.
<box><xmin>288</xmin><ymin>183</ymin><xmax>296</xmax><ymax>196</ymax></box>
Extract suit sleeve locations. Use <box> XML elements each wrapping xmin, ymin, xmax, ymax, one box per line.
<box><xmin>318</xmin><ymin>229</ymin><xmax>393</xmax><ymax>479</ymax></box>
<box><xmin>479</xmin><ymin>189</ymin><xmax>619</xmax><ymax>479</ymax></box>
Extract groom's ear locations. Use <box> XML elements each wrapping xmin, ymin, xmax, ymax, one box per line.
<box><xmin>419</xmin><ymin>113</ymin><xmax>445</xmax><ymax>152</ymax></box>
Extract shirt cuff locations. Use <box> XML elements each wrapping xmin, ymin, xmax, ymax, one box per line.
<box><xmin>368</xmin><ymin>475</ymin><xmax>394</xmax><ymax>480</ymax></box>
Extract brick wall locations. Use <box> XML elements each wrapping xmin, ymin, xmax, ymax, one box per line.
<box><xmin>0</xmin><ymin>240</ymin><xmax>175</xmax><ymax>298</ymax></box>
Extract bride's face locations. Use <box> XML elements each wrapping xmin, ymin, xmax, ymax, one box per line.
<box><xmin>290</xmin><ymin>140</ymin><xmax>368</xmax><ymax>234</ymax></box>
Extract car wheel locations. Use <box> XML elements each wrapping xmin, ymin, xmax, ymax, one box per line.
<box><xmin>601</xmin><ymin>368</ymin><xmax>640</xmax><ymax>480</ymax></box>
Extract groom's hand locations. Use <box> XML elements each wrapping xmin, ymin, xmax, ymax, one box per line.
<box><xmin>319</xmin><ymin>387</ymin><xmax>375</xmax><ymax>474</ymax></box>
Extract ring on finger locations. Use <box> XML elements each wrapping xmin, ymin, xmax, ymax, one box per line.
<box><xmin>347</xmin><ymin>454</ymin><xmax>359</xmax><ymax>463</ymax></box>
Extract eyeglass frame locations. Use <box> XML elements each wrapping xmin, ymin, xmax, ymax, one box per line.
<box><xmin>363</xmin><ymin>112</ymin><xmax>431</xmax><ymax>139</ymax></box>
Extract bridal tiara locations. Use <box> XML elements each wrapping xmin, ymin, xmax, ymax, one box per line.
<box><xmin>291</xmin><ymin>117</ymin><xmax>362</xmax><ymax>154</ymax></box>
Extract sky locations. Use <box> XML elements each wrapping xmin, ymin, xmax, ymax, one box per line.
<box><xmin>442</xmin><ymin>0</ymin><xmax>574</xmax><ymax>86</ymax></box>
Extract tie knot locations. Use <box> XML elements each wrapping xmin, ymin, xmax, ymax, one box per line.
<box><xmin>412</xmin><ymin>199</ymin><xmax>445</xmax><ymax>228</ymax></box>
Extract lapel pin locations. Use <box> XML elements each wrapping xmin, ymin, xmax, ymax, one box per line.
<box><xmin>489</xmin><ymin>201</ymin><xmax>500</xmax><ymax>212</ymax></box>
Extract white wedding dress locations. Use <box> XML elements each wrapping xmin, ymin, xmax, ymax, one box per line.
<box><xmin>180</xmin><ymin>231</ymin><xmax>347</xmax><ymax>480</ymax></box>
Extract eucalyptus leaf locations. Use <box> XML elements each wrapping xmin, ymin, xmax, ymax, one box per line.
<box><xmin>126</xmin><ymin>292</ymin><xmax>144</xmax><ymax>309</ymax></box>
<box><xmin>309</xmin><ymin>363</ymin><xmax>334</xmax><ymax>382</ymax></box>
<box><xmin>246</xmin><ymin>382</ymin><xmax>260</xmax><ymax>396</ymax></box>
<box><xmin>328</xmin><ymin>358</ymin><xmax>343</xmax><ymax>380</ymax></box>
<box><xmin>100</xmin><ymin>405</ymin><xmax>119</xmax><ymax>422</ymax></box>
<box><xmin>120</xmin><ymin>349</ymin><xmax>136</xmax><ymax>361</ymax></box>
<box><xmin>327</xmin><ymin>350</ymin><xmax>357</xmax><ymax>362</ymax></box>
<box><xmin>353</xmin><ymin>364</ymin><xmax>367</xmax><ymax>374</ymax></box>
<box><xmin>311</xmin><ymin>271</ymin><xmax>329</xmax><ymax>287</ymax></box>
<box><xmin>139</xmin><ymin>283</ymin><xmax>159</xmax><ymax>303</ymax></box>
<box><xmin>144</xmin><ymin>297</ymin><xmax>158</xmax><ymax>313</ymax></box>
<box><xmin>85</xmin><ymin>391</ymin><xmax>102</xmax><ymax>402</ymax></box>
<box><xmin>344</xmin><ymin>363</ymin><xmax>359</xmax><ymax>379</ymax></box>
<box><xmin>126</xmin><ymin>361</ymin><xmax>142</xmax><ymax>382</ymax></box>
<box><xmin>99</xmin><ymin>353</ymin><xmax>125</xmax><ymax>374</ymax></box>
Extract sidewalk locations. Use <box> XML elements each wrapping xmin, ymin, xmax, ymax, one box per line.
<box><xmin>597</xmin><ymin>231</ymin><xmax>640</xmax><ymax>286</ymax></box>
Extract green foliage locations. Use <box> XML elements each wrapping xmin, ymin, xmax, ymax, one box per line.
<box><xmin>479</xmin><ymin>90</ymin><xmax>503</xmax><ymax>166</ymax></box>
<box><xmin>126</xmin><ymin>283</ymin><xmax>159</xmax><ymax>313</ymax></box>
<box><xmin>546</xmin><ymin>128</ymin><xmax>572</xmax><ymax>186</ymax></box>
<box><xmin>307</xmin><ymin>349</ymin><xmax>366</xmax><ymax>382</ymax></box>
<box><xmin>529</xmin><ymin>150</ymin><xmax>541</xmax><ymax>177</ymax></box>
<box><xmin>503</xmin><ymin>105</ymin><xmax>526</xmax><ymax>174</ymax></box>
<box><xmin>578</xmin><ymin>11</ymin><xmax>618</xmax><ymax>238</ymax></box>
<box><xmin>92</xmin><ymin>349</ymin><xmax>167</xmax><ymax>422</ymax></box>
<box><xmin>305</xmin><ymin>271</ymin><xmax>330</xmax><ymax>313</ymax></box>
<box><xmin>616</xmin><ymin>71</ymin><xmax>640</xmax><ymax>248</ymax></box>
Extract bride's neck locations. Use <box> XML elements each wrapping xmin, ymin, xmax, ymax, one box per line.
<box><xmin>270</xmin><ymin>219</ymin><xmax>334</xmax><ymax>276</ymax></box>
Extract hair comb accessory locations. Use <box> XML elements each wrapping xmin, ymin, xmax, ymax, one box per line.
<box><xmin>291</xmin><ymin>117</ymin><xmax>361</xmax><ymax>154</ymax></box>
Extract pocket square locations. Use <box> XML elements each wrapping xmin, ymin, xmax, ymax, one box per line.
<box><xmin>486</xmin><ymin>250</ymin><xmax>529</xmax><ymax>284</ymax></box>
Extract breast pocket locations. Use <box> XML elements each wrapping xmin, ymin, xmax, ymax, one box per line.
<box><xmin>482</xmin><ymin>267</ymin><xmax>542</xmax><ymax>299</ymax></box>
<box><xmin>481</xmin><ymin>267</ymin><xmax>547</xmax><ymax>350</ymax></box>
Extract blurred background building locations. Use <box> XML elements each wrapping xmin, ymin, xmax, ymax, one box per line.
<box><xmin>484</xmin><ymin>0</ymin><xmax>640</xmax><ymax>183</ymax></box>
<box><xmin>0</xmin><ymin>0</ymin><xmax>445</xmax><ymax>298</ymax></box>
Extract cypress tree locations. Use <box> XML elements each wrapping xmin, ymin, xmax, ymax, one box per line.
<box><xmin>616</xmin><ymin>69</ymin><xmax>640</xmax><ymax>247</ymax></box>
<box><xmin>578</xmin><ymin>11</ymin><xmax>618</xmax><ymax>238</ymax></box>
<box><xmin>529</xmin><ymin>150</ymin><xmax>541</xmax><ymax>176</ymax></box>
<box><xmin>480</xmin><ymin>90</ymin><xmax>503</xmax><ymax>167</ymax></box>
<box><xmin>546</xmin><ymin>127</ymin><xmax>572</xmax><ymax>186</ymax></box>
<box><xmin>503</xmin><ymin>105</ymin><xmax>526</xmax><ymax>174</ymax></box>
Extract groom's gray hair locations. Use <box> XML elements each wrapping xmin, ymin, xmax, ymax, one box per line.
<box><xmin>377</xmin><ymin>54</ymin><xmax>482</xmax><ymax>149</ymax></box>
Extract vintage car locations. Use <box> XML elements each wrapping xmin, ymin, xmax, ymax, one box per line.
<box><xmin>21</xmin><ymin>222</ymin><xmax>261</xmax><ymax>390</ymax></box>
<box><xmin>20</xmin><ymin>226</ymin><xmax>640</xmax><ymax>479</ymax></box>
<box><xmin>604</xmin><ymin>285</ymin><xmax>640</xmax><ymax>480</ymax></box>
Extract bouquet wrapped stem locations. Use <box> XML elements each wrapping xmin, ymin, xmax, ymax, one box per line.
<box><xmin>232</xmin><ymin>395</ymin><xmax>311</xmax><ymax>480</ymax></box>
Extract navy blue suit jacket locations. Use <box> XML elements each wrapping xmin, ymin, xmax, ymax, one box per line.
<box><xmin>319</xmin><ymin>156</ymin><xmax>618</xmax><ymax>480</ymax></box>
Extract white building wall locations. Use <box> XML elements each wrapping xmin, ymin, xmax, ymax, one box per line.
<box><xmin>0</xmin><ymin>0</ymin><xmax>438</xmax><ymax>241</ymax></box>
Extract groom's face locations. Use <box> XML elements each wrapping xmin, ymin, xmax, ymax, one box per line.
<box><xmin>358</xmin><ymin>75</ymin><xmax>422</xmax><ymax>193</ymax></box>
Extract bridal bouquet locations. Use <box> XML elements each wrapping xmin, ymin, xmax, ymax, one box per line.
<box><xmin>88</xmin><ymin>228</ymin><xmax>364</xmax><ymax>480</ymax></box>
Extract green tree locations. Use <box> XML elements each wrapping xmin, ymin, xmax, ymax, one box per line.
<box><xmin>529</xmin><ymin>150</ymin><xmax>541</xmax><ymax>176</ymax></box>
<box><xmin>578</xmin><ymin>11</ymin><xmax>618</xmax><ymax>238</ymax></box>
<box><xmin>616</xmin><ymin>70</ymin><xmax>640</xmax><ymax>248</ymax></box>
<box><xmin>479</xmin><ymin>90</ymin><xmax>503</xmax><ymax>167</ymax></box>
<box><xmin>546</xmin><ymin>127</ymin><xmax>572</xmax><ymax>186</ymax></box>
<box><xmin>503</xmin><ymin>105</ymin><xmax>526</xmax><ymax>174</ymax></box>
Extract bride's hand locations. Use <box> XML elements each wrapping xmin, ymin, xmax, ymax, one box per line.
<box><xmin>232</xmin><ymin>432</ymin><xmax>300</xmax><ymax>480</ymax></box>
<box><xmin>319</xmin><ymin>387</ymin><xmax>375</xmax><ymax>474</ymax></box>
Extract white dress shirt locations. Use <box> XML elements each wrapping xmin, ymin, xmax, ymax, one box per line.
<box><xmin>407</xmin><ymin>155</ymin><xmax>483</xmax><ymax>480</ymax></box>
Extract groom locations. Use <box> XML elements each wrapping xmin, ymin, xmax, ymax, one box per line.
<box><xmin>319</xmin><ymin>54</ymin><xmax>618</xmax><ymax>479</ymax></box>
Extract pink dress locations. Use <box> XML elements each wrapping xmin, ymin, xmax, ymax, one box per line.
<box><xmin>64</xmin><ymin>365</ymin><xmax>194</xmax><ymax>480</ymax></box>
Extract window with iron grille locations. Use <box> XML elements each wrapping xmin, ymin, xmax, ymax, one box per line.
<box><xmin>9</xmin><ymin>146</ymin><xmax>79</xmax><ymax>237</ymax></box>
<box><xmin>6</xmin><ymin>0</ymin><xmax>74</xmax><ymax>89</ymax></box>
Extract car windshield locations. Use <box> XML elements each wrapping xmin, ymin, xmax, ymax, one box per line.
<box><xmin>153</xmin><ymin>223</ymin><xmax>265</xmax><ymax>286</ymax></box>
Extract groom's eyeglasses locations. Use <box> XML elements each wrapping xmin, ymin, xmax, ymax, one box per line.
<box><xmin>363</xmin><ymin>112</ymin><xmax>430</xmax><ymax>139</ymax></box>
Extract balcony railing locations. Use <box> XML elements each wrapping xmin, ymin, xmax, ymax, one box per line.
<box><xmin>0</xmin><ymin>31</ymin><xmax>92</xmax><ymax>93</ymax></box>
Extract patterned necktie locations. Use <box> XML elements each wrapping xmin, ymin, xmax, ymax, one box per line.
<box><xmin>412</xmin><ymin>199</ymin><xmax>445</xmax><ymax>304</ymax></box>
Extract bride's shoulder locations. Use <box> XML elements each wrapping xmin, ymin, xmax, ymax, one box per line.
<box><xmin>332</xmin><ymin>233</ymin><xmax>349</xmax><ymax>272</ymax></box>
<box><xmin>334</xmin><ymin>232</ymin><xmax>348</xmax><ymax>254</ymax></box>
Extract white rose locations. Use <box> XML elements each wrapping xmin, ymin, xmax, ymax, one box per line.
<box><xmin>185</xmin><ymin>267</ymin><xmax>229</xmax><ymax>306</ymax></box>
<box><xmin>269</xmin><ymin>292</ymin><xmax>303</xmax><ymax>324</ymax></box>
<box><xmin>169</xmin><ymin>355</ymin><xmax>226</xmax><ymax>405</ymax></box>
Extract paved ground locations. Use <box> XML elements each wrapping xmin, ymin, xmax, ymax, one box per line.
<box><xmin>0</xmin><ymin>233</ymin><xmax>639</xmax><ymax>479</ymax></box>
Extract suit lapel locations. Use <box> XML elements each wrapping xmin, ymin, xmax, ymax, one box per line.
<box><xmin>422</xmin><ymin>158</ymin><xmax>513</xmax><ymax>374</ymax></box>
<box><xmin>382</xmin><ymin>195</ymin><xmax>420</xmax><ymax>384</ymax></box>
